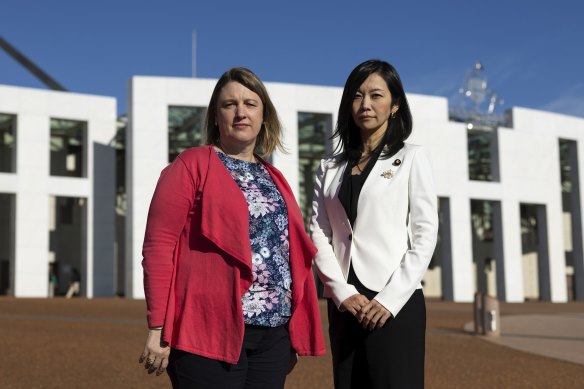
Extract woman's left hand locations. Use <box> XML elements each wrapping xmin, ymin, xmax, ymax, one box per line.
<box><xmin>139</xmin><ymin>329</ymin><xmax>170</xmax><ymax>376</ymax></box>
<box><xmin>357</xmin><ymin>300</ymin><xmax>393</xmax><ymax>331</ymax></box>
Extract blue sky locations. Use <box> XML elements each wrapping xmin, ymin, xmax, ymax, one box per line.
<box><xmin>1</xmin><ymin>0</ymin><xmax>583</xmax><ymax>117</ymax></box>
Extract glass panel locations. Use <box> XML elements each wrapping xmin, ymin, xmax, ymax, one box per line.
<box><xmin>559</xmin><ymin>139</ymin><xmax>581</xmax><ymax>300</ymax></box>
<box><xmin>298</xmin><ymin>112</ymin><xmax>332</xmax><ymax>229</ymax></box>
<box><xmin>113</xmin><ymin>116</ymin><xmax>126</xmax><ymax>297</ymax></box>
<box><xmin>49</xmin><ymin>196</ymin><xmax>86</xmax><ymax>296</ymax></box>
<box><xmin>559</xmin><ymin>140</ymin><xmax>573</xmax><ymax>265</ymax></box>
<box><xmin>0</xmin><ymin>113</ymin><xmax>16</xmax><ymax>173</ymax></box>
<box><xmin>168</xmin><ymin>106</ymin><xmax>206</xmax><ymax>162</ymax></box>
<box><xmin>559</xmin><ymin>140</ymin><xmax>572</xmax><ymax>197</ymax></box>
<box><xmin>424</xmin><ymin>198</ymin><xmax>448</xmax><ymax>298</ymax></box>
<box><xmin>429</xmin><ymin>199</ymin><xmax>446</xmax><ymax>270</ymax></box>
<box><xmin>471</xmin><ymin>200</ymin><xmax>494</xmax><ymax>242</ymax></box>
<box><xmin>468</xmin><ymin>129</ymin><xmax>494</xmax><ymax>181</ymax></box>
<box><xmin>471</xmin><ymin>200</ymin><xmax>496</xmax><ymax>295</ymax></box>
<box><xmin>0</xmin><ymin>193</ymin><xmax>15</xmax><ymax>295</ymax></box>
<box><xmin>50</xmin><ymin>118</ymin><xmax>87</xmax><ymax>177</ymax></box>
<box><xmin>520</xmin><ymin>204</ymin><xmax>540</xmax><ymax>300</ymax></box>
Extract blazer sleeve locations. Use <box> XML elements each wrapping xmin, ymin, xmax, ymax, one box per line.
<box><xmin>310</xmin><ymin>159</ymin><xmax>359</xmax><ymax>308</ymax></box>
<box><xmin>375</xmin><ymin>146</ymin><xmax>438</xmax><ymax>316</ymax></box>
<box><xmin>142</xmin><ymin>156</ymin><xmax>195</xmax><ymax>328</ymax></box>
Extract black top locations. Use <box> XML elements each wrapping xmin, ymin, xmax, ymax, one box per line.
<box><xmin>338</xmin><ymin>148</ymin><xmax>382</xmax><ymax>228</ymax></box>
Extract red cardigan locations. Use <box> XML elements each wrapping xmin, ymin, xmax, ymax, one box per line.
<box><xmin>142</xmin><ymin>145</ymin><xmax>325</xmax><ymax>364</ymax></box>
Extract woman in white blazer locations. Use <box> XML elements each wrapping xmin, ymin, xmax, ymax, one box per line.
<box><xmin>310</xmin><ymin>59</ymin><xmax>438</xmax><ymax>389</ymax></box>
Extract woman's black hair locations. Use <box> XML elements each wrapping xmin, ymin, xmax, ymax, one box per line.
<box><xmin>332</xmin><ymin>59</ymin><xmax>413</xmax><ymax>161</ymax></box>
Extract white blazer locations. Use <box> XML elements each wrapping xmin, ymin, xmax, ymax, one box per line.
<box><xmin>310</xmin><ymin>143</ymin><xmax>438</xmax><ymax>317</ymax></box>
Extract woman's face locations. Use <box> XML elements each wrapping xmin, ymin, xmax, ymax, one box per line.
<box><xmin>351</xmin><ymin>73</ymin><xmax>397</xmax><ymax>135</ymax></box>
<box><xmin>215</xmin><ymin>81</ymin><xmax>264</xmax><ymax>149</ymax></box>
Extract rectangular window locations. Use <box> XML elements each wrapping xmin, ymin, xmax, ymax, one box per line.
<box><xmin>49</xmin><ymin>196</ymin><xmax>87</xmax><ymax>296</ymax></box>
<box><xmin>50</xmin><ymin>118</ymin><xmax>87</xmax><ymax>177</ymax></box>
<box><xmin>467</xmin><ymin>128</ymin><xmax>499</xmax><ymax>182</ymax></box>
<box><xmin>520</xmin><ymin>203</ymin><xmax>551</xmax><ymax>301</ymax></box>
<box><xmin>424</xmin><ymin>198</ymin><xmax>452</xmax><ymax>299</ymax></box>
<box><xmin>168</xmin><ymin>106</ymin><xmax>206</xmax><ymax>162</ymax></box>
<box><xmin>0</xmin><ymin>193</ymin><xmax>15</xmax><ymax>295</ymax></box>
<box><xmin>0</xmin><ymin>113</ymin><xmax>16</xmax><ymax>173</ymax></box>
<box><xmin>559</xmin><ymin>139</ymin><xmax>583</xmax><ymax>300</ymax></box>
<box><xmin>471</xmin><ymin>199</ymin><xmax>497</xmax><ymax>296</ymax></box>
<box><xmin>298</xmin><ymin>112</ymin><xmax>333</xmax><ymax>229</ymax></box>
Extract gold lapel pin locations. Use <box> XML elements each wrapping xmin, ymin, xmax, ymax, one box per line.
<box><xmin>381</xmin><ymin>169</ymin><xmax>394</xmax><ymax>179</ymax></box>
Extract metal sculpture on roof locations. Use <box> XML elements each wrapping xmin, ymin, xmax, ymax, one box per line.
<box><xmin>449</xmin><ymin>61</ymin><xmax>509</xmax><ymax>130</ymax></box>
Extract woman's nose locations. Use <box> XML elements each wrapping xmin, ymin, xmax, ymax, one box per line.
<box><xmin>361</xmin><ymin>96</ymin><xmax>371</xmax><ymax>110</ymax></box>
<box><xmin>235</xmin><ymin>103</ymin><xmax>247</xmax><ymax>118</ymax></box>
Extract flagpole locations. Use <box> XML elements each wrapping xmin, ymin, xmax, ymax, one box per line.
<box><xmin>192</xmin><ymin>30</ymin><xmax>197</xmax><ymax>78</ymax></box>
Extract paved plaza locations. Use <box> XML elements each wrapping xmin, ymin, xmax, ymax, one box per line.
<box><xmin>0</xmin><ymin>297</ymin><xmax>582</xmax><ymax>388</ymax></box>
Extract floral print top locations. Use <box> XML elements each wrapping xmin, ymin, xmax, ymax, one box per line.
<box><xmin>216</xmin><ymin>151</ymin><xmax>292</xmax><ymax>327</ymax></box>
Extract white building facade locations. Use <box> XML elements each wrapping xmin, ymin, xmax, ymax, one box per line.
<box><xmin>125</xmin><ymin>76</ymin><xmax>584</xmax><ymax>303</ymax></box>
<box><xmin>2</xmin><ymin>76</ymin><xmax>583</xmax><ymax>303</ymax></box>
<box><xmin>0</xmin><ymin>85</ymin><xmax>117</xmax><ymax>297</ymax></box>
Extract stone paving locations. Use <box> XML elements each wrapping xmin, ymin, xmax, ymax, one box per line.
<box><xmin>482</xmin><ymin>313</ymin><xmax>584</xmax><ymax>365</ymax></box>
<box><xmin>0</xmin><ymin>297</ymin><xmax>583</xmax><ymax>389</ymax></box>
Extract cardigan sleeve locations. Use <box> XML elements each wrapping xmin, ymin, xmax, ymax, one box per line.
<box><xmin>374</xmin><ymin>146</ymin><xmax>438</xmax><ymax>316</ymax></box>
<box><xmin>142</xmin><ymin>156</ymin><xmax>195</xmax><ymax>327</ymax></box>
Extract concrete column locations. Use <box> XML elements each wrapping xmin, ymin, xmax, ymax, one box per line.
<box><xmin>14</xmin><ymin>114</ymin><xmax>50</xmax><ymax>297</ymax></box>
<box><xmin>500</xmin><ymin>200</ymin><xmax>524</xmax><ymax>302</ymax></box>
<box><xmin>439</xmin><ymin>197</ymin><xmax>454</xmax><ymax>300</ymax></box>
<box><xmin>92</xmin><ymin>142</ymin><xmax>116</xmax><ymax>296</ymax></box>
<box><xmin>450</xmin><ymin>195</ymin><xmax>474</xmax><ymax>302</ymax></box>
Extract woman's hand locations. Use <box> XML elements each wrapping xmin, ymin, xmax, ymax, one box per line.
<box><xmin>138</xmin><ymin>328</ymin><xmax>170</xmax><ymax>376</ymax></box>
<box><xmin>340</xmin><ymin>294</ymin><xmax>370</xmax><ymax>316</ymax></box>
<box><xmin>357</xmin><ymin>299</ymin><xmax>393</xmax><ymax>331</ymax></box>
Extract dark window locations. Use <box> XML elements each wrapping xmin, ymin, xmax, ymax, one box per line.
<box><xmin>168</xmin><ymin>106</ymin><xmax>206</xmax><ymax>162</ymax></box>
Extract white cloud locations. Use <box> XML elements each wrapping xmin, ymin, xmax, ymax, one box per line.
<box><xmin>540</xmin><ymin>82</ymin><xmax>584</xmax><ymax>118</ymax></box>
<box><xmin>406</xmin><ymin>68</ymin><xmax>462</xmax><ymax>98</ymax></box>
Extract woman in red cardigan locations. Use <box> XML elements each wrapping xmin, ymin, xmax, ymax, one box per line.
<box><xmin>138</xmin><ymin>67</ymin><xmax>325</xmax><ymax>388</ymax></box>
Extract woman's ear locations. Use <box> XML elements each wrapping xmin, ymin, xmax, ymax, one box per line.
<box><xmin>391</xmin><ymin>106</ymin><xmax>399</xmax><ymax>118</ymax></box>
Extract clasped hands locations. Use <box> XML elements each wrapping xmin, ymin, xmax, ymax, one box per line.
<box><xmin>340</xmin><ymin>294</ymin><xmax>393</xmax><ymax>331</ymax></box>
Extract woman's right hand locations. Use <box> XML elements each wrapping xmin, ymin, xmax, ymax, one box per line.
<box><xmin>340</xmin><ymin>294</ymin><xmax>370</xmax><ymax>316</ymax></box>
<box><xmin>138</xmin><ymin>329</ymin><xmax>170</xmax><ymax>376</ymax></box>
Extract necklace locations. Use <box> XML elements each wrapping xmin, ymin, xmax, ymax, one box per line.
<box><xmin>355</xmin><ymin>155</ymin><xmax>369</xmax><ymax>173</ymax></box>
<box><xmin>354</xmin><ymin>144</ymin><xmax>378</xmax><ymax>174</ymax></box>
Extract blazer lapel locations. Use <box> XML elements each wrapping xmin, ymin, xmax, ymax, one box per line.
<box><xmin>323</xmin><ymin>160</ymin><xmax>352</xmax><ymax>233</ymax></box>
<box><xmin>200</xmin><ymin>147</ymin><xmax>253</xmax><ymax>277</ymax></box>
<box><xmin>326</xmin><ymin>159</ymin><xmax>348</xmax><ymax>201</ymax></box>
<box><xmin>361</xmin><ymin>146</ymin><xmax>407</xmax><ymax>195</ymax></box>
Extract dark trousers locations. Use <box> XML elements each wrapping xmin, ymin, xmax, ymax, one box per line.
<box><xmin>167</xmin><ymin>324</ymin><xmax>292</xmax><ymax>389</ymax></box>
<box><xmin>328</xmin><ymin>268</ymin><xmax>426</xmax><ymax>389</ymax></box>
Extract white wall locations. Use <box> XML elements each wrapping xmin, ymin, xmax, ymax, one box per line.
<box><xmin>123</xmin><ymin>78</ymin><xmax>584</xmax><ymax>303</ymax></box>
<box><xmin>6</xmin><ymin>77</ymin><xmax>582</xmax><ymax>302</ymax></box>
<box><xmin>0</xmin><ymin>85</ymin><xmax>116</xmax><ymax>297</ymax></box>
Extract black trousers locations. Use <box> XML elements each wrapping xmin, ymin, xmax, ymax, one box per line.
<box><xmin>328</xmin><ymin>268</ymin><xmax>426</xmax><ymax>389</ymax></box>
<box><xmin>167</xmin><ymin>324</ymin><xmax>292</xmax><ymax>389</ymax></box>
